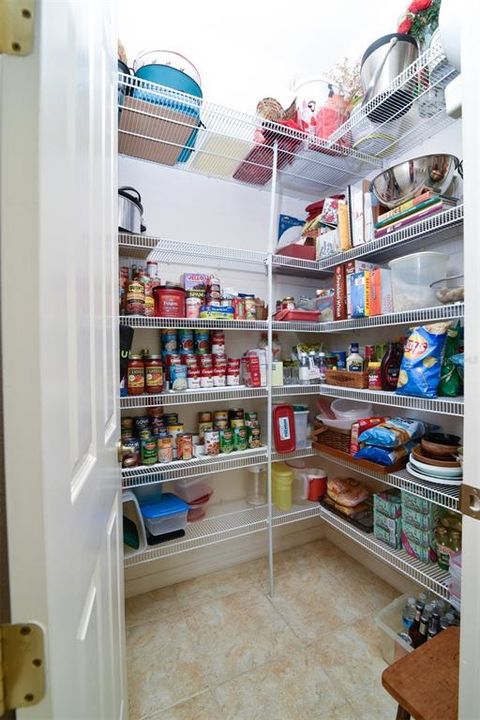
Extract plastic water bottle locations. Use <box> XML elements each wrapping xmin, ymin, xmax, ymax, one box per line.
<box><xmin>402</xmin><ymin>597</ymin><xmax>417</xmax><ymax>630</ymax></box>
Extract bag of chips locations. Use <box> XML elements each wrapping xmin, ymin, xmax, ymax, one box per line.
<box><xmin>396</xmin><ymin>323</ymin><xmax>450</xmax><ymax>399</ymax></box>
<box><xmin>354</xmin><ymin>441</ymin><xmax>416</xmax><ymax>466</ymax></box>
<box><xmin>358</xmin><ymin>417</ymin><xmax>427</xmax><ymax>448</ymax></box>
<box><xmin>438</xmin><ymin>324</ymin><xmax>462</xmax><ymax>397</ymax></box>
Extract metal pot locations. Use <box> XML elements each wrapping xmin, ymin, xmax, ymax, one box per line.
<box><xmin>118</xmin><ymin>187</ymin><xmax>146</xmax><ymax>234</ymax></box>
<box><xmin>360</xmin><ymin>33</ymin><xmax>418</xmax><ymax>123</ymax></box>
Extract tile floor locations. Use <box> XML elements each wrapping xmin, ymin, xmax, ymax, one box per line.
<box><xmin>126</xmin><ymin>539</ymin><xmax>400</xmax><ymax>719</ymax></box>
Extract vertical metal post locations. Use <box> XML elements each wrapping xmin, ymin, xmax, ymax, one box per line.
<box><xmin>266</xmin><ymin>142</ymin><xmax>278</xmax><ymax>598</ymax></box>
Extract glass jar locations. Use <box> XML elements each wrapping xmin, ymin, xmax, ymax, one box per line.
<box><xmin>144</xmin><ymin>354</ymin><xmax>163</xmax><ymax>394</ymax></box>
<box><xmin>127</xmin><ymin>354</ymin><xmax>145</xmax><ymax>396</ymax></box>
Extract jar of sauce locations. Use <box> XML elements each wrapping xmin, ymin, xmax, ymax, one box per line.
<box><xmin>282</xmin><ymin>296</ymin><xmax>295</xmax><ymax>311</ymax></box>
<box><xmin>126</xmin><ymin>281</ymin><xmax>145</xmax><ymax>316</ymax></box>
<box><xmin>145</xmin><ymin>354</ymin><xmax>163</xmax><ymax>394</ymax></box>
<box><xmin>127</xmin><ymin>354</ymin><xmax>145</xmax><ymax>395</ymax></box>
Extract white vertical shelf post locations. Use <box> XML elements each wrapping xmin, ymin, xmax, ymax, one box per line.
<box><xmin>266</xmin><ymin>142</ymin><xmax>278</xmax><ymax>598</ymax></box>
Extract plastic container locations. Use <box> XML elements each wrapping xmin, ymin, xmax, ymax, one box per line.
<box><xmin>330</xmin><ymin>399</ymin><xmax>374</xmax><ymax>420</ymax></box>
<box><xmin>375</xmin><ymin>595</ymin><xmax>415</xmax><ymax>664</ymax></box>
<box><xmin>247</xmin><ymin>465</ymin><xmax>267</xmax><ymax>506</ymax></box>
<box><xmin>186</xmin><ymin>491</ymin><xmax>213</xmax><ymax>522</ymax></box>
<box><xmin>139</xmin><ymin>493</ymin><xmax>189</xmax><ymax>536</ymax></box>
<box><xmin>272</xmin><ymin>404</ymin><xmax>296</xmax><ymax>453</ymax></box>
<box><xmin>173</xmin><ymin>478</ymin><xmax>212</xmax><ymax>504</ymax></box>
<box><xmin>272</xmin><ymin>462</ymin><xmax>293</xmax><ymax>512</ymax></box>
<box><xmin>388</xmin><ymin>251</ymin><xmax>449</xmax><ymax>311</ymax></box>
<box><xmin>293</xmin><ymin>405</ymin><xmax>309</xmax><ymax>449</ymax></box>
<box><xmin>153</xmin><ymin>286</ymin><xmax>186</xmax><ymax>318</ymax></box>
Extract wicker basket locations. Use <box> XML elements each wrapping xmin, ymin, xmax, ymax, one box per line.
<box><xmin>313</xmin><ymin>421</ymin><xmax>351</xmax><ymax>453</ymax></box>
<box><xmin>325</xmin><ymin>369</ymin><xmax>369</xmax><ymax>389</ymax></box>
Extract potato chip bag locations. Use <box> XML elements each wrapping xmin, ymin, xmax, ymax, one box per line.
<box><xmin>395</xmin><ymin>323</ymin><xmax>449</xmax><ymax>399</ymax></box>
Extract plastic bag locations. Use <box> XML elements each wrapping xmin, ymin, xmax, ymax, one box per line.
<box><xmin>354</xmin><ymin>441</ymin><xmax>416</xmax><ymax>466</ymax></box>
<box><xmin>358</xmin><ymin>417</ymin><xmax>426</xmax><ymax>448</ymax></box>
<box><xmin>439</xmin><ymin>324</ymin><xmax>462</xmax><ymax>397</ymax></box>
<box><xmin>396</xmin><ymin>323</ymin><xmax>450</xmax><ymax>399</ymax></box>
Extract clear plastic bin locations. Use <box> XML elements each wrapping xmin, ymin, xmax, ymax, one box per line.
<box><xmin>293</xmin><ymin>405</ymin><xmax>309</xmax><ymax>449</ymax></box>
<box><xmin>174</xmin><ymin>477</ymin><xmax>212</xmax><ymax>504</ymax></box>
<box><xmin>375</xmin><ymin>594</ymin><xmax>414</xmax><ymax>664</ymax></box>
<box><xmin>388</xmin><ymin>251</ymin><xmax>448</xmax><ymax>311</ymax></box>
<box><xmin>140</xmin><ymin>493</ymin><xmax>189</xmax><ymax>536</ymax></box>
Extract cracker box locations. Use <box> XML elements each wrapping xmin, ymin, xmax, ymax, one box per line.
<box><xmin>183</xmin><ymin>273</ymin><xmax>210</xmax><ymax>291</ymax></box>
<box><xmin>350</xmin><ymin>271</ymin><xmax>371</xmax><ymax>318</ymax></box>
<box><xmin>333</xmin><ymin>264</ymin><xmax>347</xmax><ymax>320</ymax></box>
<box><xmin>370</xmin><ymin>268</ymin><xmax>394</xmax><ymax>316</ymax></box>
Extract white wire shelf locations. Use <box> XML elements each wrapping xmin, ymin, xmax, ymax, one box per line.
<box><xmin>271</xmin><ymin>321</ymin><xmax>321</xmax><ymax>333</ymax></box>
<box><xmin>329</xmin><ymin>41</ymin><xmax>459</xmax><ymax>161</ymax></box>
<box><xmin>318</xmin><ymin>302</ymin><xmax>464</xmax><ymax>332</ymax></box>
<box><xmin>272</xmin><ymin>384</ymin><xmax>324</xmax><ymax>397</ymax></box>
<box><xmin>118</xmin><ymin>73</ymin><xmax>379</xmax><ymax>199</ymax></box>
<box><xmin>120</xmin><ymin>385</ymin><xmax>268</xmax><ymax>408</ymax></box>
<box><xmin>320</xmin><ymin>506</ymin><xmax>450</xmax><ymax>599</ymax></box>
<box><xmin>118</xmin><ymin>231</ymin><xmax>267</xmax><ymax>268</ymax></box>
<box><xmin>271</xmin><ymin>445</ymin><xmax>316</xmax><ymax>463</ymax></box>
<box><xmin>317</xmin><ymin>384</ymin><xmax>463</xmax><ymax>417</ymax></box>
<box><xmin>124</xmin><ymin>499</ymin><xmax>323</xmax><ymax>566</ymax></box>
<box><xmin>122</xmin><ymin>447</ymin><xmax>268</xmax><ymax>487</ymax></box>
<box><xmin>119</xmin><ymin>316</ymin><xmax>268</xmax><ymax>330</ymax></box>
<box><xmin>272</xmin><ymin>254</ymin><xmax>330</xmax><ymax>280</ymax></box>
<box><xmin>317</xmin><ymin>204</ymin><xmax>464</xmax><ymax>270</ymax></box>
<box><xmin>313</xmin><ymin>449</ymin><xmax>460</xmax><ymax>513</ymax></box>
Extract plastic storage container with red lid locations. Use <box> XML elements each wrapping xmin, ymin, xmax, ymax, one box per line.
<box><xmin>273</xmin><ymin>404</ymin><xmax>296</xmax><ymax>453</ymax></box>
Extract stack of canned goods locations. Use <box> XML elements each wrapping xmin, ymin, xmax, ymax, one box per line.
<box><xmin>121</xmin><ymin>406</ymin><xmax>262</xmax><ymax>468</ymax></box>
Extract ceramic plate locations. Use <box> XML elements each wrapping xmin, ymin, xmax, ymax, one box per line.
<box><xmin>411</xmin><ymin>446</ymin><xmax>460</xmax><ymax>469</ymax></box>
<box><xmin>409</xmin><ymin>454</ymin><xmax>463</xmax><ymax>478</ymax></box>
<box><xmin>406</xmin><ymin>462</ymin><xmax>463</xmax><ymax>487</ymax></box>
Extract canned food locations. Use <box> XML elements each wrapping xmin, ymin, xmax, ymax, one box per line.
<box><xmin>247</xmin><ymin>426</ymin><xmax>262</xmax><ymax>448</ymax></box>
<box><xmin>187</xmin><ymin>366</ymin><xmax>201</xmax><ymax>389</ymax></box>
<box><xmin>244</xmin><ymin>296</ymin><xmax>257</xmax><ymax>320</ymax></box>
<box><xmin>181</xmin><ymin>354</ymin><xmax>199</xmax><ymax>367</ymax></box>
<box><xmin>208</xmin><ymin>276</ymin><xmax>221</xmax><ymax>294</ymax></box>
<box><xmin>204</xmin><ymin>430</ymin><xmax>220</xmax><ymax>455</ymax></box>
<box><xmin>134</xmin><ymin>416</ymin><xmax>150</xmax><ymax>434</ymax></box>
<box><xmin>144</xmin><ymin>295</ymin><xmax>155</xmax><ymax>317</ymax></box>
<box><xmin>229</xmin><ymin>408</ymin><xmax>244</xmax><ymax>422</ymax></box>
<box><xmin>178</xmin><ymin>329</ymin><xmax>194</xmax><ymax>355</ymax></box>
<box><xmin>176</xmin><ymin>433</ymin><xmax>193</xmax><ymax>461</ymax></box>
<box><xmin>220</xmin><ymin>298</ymin><xmax>233</xmax><ymax>308</ymax></box>
<box><xmin>282</xmin><ymin>296</ymin><xmax>295</xmax><ymax>311</ymax></box>
<box><xmin>186</xmin><ymin>296</ymin><xmax>201</xmax><ymax>319</ymax></box>
<box><xmin>245</xmin><ymin>411</ymin><xmax>258</xmax><ymax>427</ymax></box>
<box><xmin>138</xmin><ymin>428</ymin><xmax>152</xmax><ymax>440</ymax></box>
<box><xmin>220</xmin><ymin>428</ymin><xmax>234</xmax><ymax>453</ymax></box>
<box><xmin>198</xmin><ymin>412</ymin><xmax>212</xmax><ymax>423</ymax></box>
<box><xmin>233</xmin><ymin>426</ymin><xmax>248</xmax><ymax>452</ymax></box>
<box><xmin>230</xmin><ymin>418</ymin><xmax>245</xmax><ymax>429</ymax></box>
<box><xmin>194</xmin><ymin>330</ymin><xmax>210</xmax><ymax>354</ymax></box>
<box><xmin>233</xmin><ymin>297</ymin><xmax>245</xmax><ymax>319</ymax></box>
<box><xmin>198</xmin><ymin>353</ymin><xmax>213</xmax><ymax>367</ymax></box>
<box><xmin>226</xmin><ymin>368</ymin><xmax>240</xmax><ymax>386</ymax></box>
<box><xmin>213</xmin><ymin>355</ymin><xmax>227</xmax><ymax>367</ymax></box>
<box><xmin>211</xmin><ymin>331</ymin><xmax>225</xmax><ymax>356</ymax></box>
<box><xmin>214</xmin><ymin>411</ymin><xmax>228</xmax><ymax>422</ymax></box>
<box><xmin>168</xmin><ymin>423</ymin><xmax>184</xmax><ymax>436</ymax></box>
<box><xmin>121</xmin><ymin>430</ymin><xmax>133</xmax><ymax>442</ymax></box>
<box><xmin>122</xmin><ymin>437</ymin><xmax>140</xmax><ymax>467</ymax></box>
<box><xmin>214</xmin><ymin>420</ymin><xmax>228</xmax><ymax>431</ymax></box>
<box><xmin>198</xmin><ymin>421</ymin><xmax>213</xmax><ymax>439</ymax></box>
<box><xmin>161</xmin><ymin>330</ymin><xmax>178</xmax><ymax>354</ymax></box>
<box><xmin>164</xmin><ymin>413</ymin><xmax>179</xmax><ymax>425</ymax></box>
<box><xmin>200</xmin><ymin>368</ymin><xmax>213</xmax><ymax>388</ymax></box>
<box><xmin>213</xmin><ymin>369</ymin><xmax>226</xmax><ymax>387</ymax></box>
<box><xmin>157</xmin><ymin>435</ymin><xmax>173</xmax><ymax>463</ymax></box>
<box><xmin>121</xmin><ymin>417</ymin><xmax>134</xmax><ymax>432</ymax></box>
<box><xmin>141</xmin><ymin>437</ymin><xmax>158</xmax><ymax>465</ymax></box>
<box><xmin>126</xmin><ymin>281</ymin><xmax>145</xmax><ymax>315</ymax></box>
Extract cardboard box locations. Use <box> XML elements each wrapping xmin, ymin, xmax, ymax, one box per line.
<box><xmin>183</xmin><ymin>273</ymin><xmax>210</xmax><ymax>291</ymax></box>
<box><xmin>316</xmin><ymin>228</ymin><xmax>340</xmax><ymax>260</ymax></box>
<box><xmin>370</xmin><ymin>268</ymin><xmax>394</xmax><ymax>316</ymax></box>
<box><xmin>338</xmin><ymin>201</ymin><xmax>351</xmax><ymax>251</ymax></box>
<box><xmin>349</xmin><ymin>186</ymin><xmax>365</xmax><ymax>246</ymax></box>
<box><xmin>271</xmin><ymin>361</ymin><xmax>284</xmax><ymax>386</ymax></box>
<box><xmin>333</xmin><ymin>264</ymin><xmax>347</xmax><ymax>320</ymax></box>
<box><xmin>275</xmin><ymin>239</ymin><xmax>316</xmax><ymax>261</ymax></box>
<box><xmin>346</xmin><ymin>260</ymin><xmax>376</xmax><ymax>317</ymax></box>
<box><xmin>350</xmin><ymin>271</ymin><xmax>371</xmax><ymax>318</ymax></box>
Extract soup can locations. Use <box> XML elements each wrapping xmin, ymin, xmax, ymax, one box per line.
<box><xmin>247</xmin><ymin>426</ymin><xmax>262</xmax><ymax>448</ymax></box>
<box><xmin>134</xmin><ymin>416</ymin><xmax>150</xmax><ymax>434</ymax></box>
<box><xmin>176</xmin><ymin>433</ymin><xmax>193</xmax><ymax>461</ymax></box>
<box><xmin>161</xmin><ymin>329</ymin><xmax>178</xmax><ymax>354</ymax></box>
<box><xmin>157</xmin><ymin>435</ymin><xmax>173</xmax><ymax>464</ymax></box>
<box><xmin>198</xmin><ymin>421</ymin><xmax>213</xmax><ymax>439</ymax></box>
<box><xmin>204</xmin><ymin>430</ymin><xmax>220</xmax><ymax>455</ymax></box>
<box><xmin>220</xmin><ymin>429</ymin><xmax>234</xmax><ymax>454</ymax></box>
<box><xmin>178</xmin><ymin>329</ymin><xmax>194</xmax><ymax>355</ymax></box>
<box><xmin>164</xmin><ymin>412</ymin><xmax>179</xmax><ymax>425</ymax></box>
<box><xmin>194</xmin><ymin>330</ymin><xmax>210</xmax><ymax>354</ymax></box>
<box><xmin>141</xmin><ymin>437</ymin><xmax>158</xmax><ymax>465</ymax></box>
<box><xmin>233</xmin><ymin>426</ymin><xmax>248</xmax><ymax>452</ymax></box>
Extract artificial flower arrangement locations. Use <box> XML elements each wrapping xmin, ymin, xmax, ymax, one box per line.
<box><xmin>398</xmin><ymin>0</ymin><xmax>442</xmax><ymax>48</ymax></box>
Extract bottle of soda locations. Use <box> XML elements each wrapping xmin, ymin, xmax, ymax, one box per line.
<box><xmin>416</xmin><ymin>606</ymin><xmax>432</xmax><ymax>647</ymax></box>
<box><xmin>427</xmin><ymin>611</ymin><xmax>441</xmax><ymax>641</ymax></box>
<box><xmin>402</xmin><ymin>597</ymin><xmax>417</xmax><ymax>630</ymax></box>
<box><xmin>409</xmin><ymin>598</ymin><xmax>426</xmax><ymax>646</ymax></box>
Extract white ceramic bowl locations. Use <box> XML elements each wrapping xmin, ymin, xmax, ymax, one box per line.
<box><xmin>409</xmin><ymin>453</ymin><xmax>463</xmax><ymax>478</ymax></box>
<box><xmin>133</xmin><ymin>50</ymin><xmax>201</xmax><ymax>87</ymax></box>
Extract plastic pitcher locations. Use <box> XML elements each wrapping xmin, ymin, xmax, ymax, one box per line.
<box><xmin>272</xmin><ymin>462</ymin><xmax>293</xmax><ymax>512</ymax></box>
<box><xmin>299</xmin><ymin>469</ymin><xmax>328</xmax><ymax>502</ymax></box>
<box><xmin>293</xmin><ymin>405</ymin><xmax>309</xmax><ymax>449</ymax></box>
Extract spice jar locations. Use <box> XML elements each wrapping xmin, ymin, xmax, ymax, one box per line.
<box><xmin>127</xmin><ymin>354</ymin><xmax>145</xmax><ymax>395</ymax></box>
<box><xmin>145</xmin><ymin>354</ymin><xmax>163</xmax><ymax>394</ymax></box>
<box><xmin>368</xmin><ymin>361</ymin><xmax>382</xmax><ymax>390</ymax></box>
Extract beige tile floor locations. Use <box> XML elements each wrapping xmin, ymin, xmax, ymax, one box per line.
<box><xmin>126</xmin><ymin>539</ymin><xmax>400</xmax><ymax>720</ymax></box>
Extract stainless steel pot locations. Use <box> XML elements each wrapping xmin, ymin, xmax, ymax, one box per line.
<box><xmin>361</xmin><ymin>33</ymin><xmax>418</xmax><ymax>123</ymax></box>
<box><xmin>118</xmin><ymin>186</ymin><xmax>146</xmax><ymax>234</ymax></box>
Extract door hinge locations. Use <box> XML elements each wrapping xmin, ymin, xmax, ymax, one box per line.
<box><xmin>0</xmin><ymin>0</ymin><xmax>35</xmax><ymax>56</ymax></box>
<box><xmin>0</xmin><ymin>623</ymin><xmax>45</xmax><ymax>715</ymax></box>
<box><xmin>460</xmin><ymin>483</ymin><xmax>480</xmax><ymax>520</ymax></box>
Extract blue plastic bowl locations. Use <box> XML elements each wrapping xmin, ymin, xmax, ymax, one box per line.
<box><xmin>134</xmin><ymin>64</ymin><xmax>202</xmax><ymax>100</ymax></box>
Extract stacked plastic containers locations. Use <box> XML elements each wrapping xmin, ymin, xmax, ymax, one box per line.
<box><xmin>174</xmin><ymin>478</ymin><xmax>213</xmax><ymax>521</ymax></box>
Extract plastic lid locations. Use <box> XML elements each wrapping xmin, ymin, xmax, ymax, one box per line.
<box><xmin>331</xmin><ymin>398</ymin><xmax>373</xmax><ymax>419</ymax></box>
<box><xmin>293</xmin><ymin>404</ymin><xmax>309</xmax><ymax>411</ymax></box>
<box><xmin>140</xmin><ymin>493</ymin><xmax>189</xmax><ymax>518</ymax></box>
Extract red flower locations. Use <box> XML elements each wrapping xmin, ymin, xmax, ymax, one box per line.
<box><xmin>398</xmin><ymin>16</ymin><xmax>413</xmax><ymax>33</ymax></box>
<box><xmin>408</xmin><ymin>0</ymin><xmax>432</xmax><ymax>12</ymax></box>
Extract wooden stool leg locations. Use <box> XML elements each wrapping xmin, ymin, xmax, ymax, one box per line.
<box><xmin>396</xmin><ymin>705</ymin><xmax>411</xmax><ymax>720</ymax></box>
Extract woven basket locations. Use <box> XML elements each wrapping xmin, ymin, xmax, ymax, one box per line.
<box><xmin>313</xmin><ymin>421</ymin><xmax>351</xmax><ymax>453</ymax></box>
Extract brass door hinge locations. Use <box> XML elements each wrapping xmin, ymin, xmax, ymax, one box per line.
<box><xmin>0</xmin><ymin>623</ymin><xmax>45</xmax><ymax>715</ymax></box>
<box><xmin>460</xmin><ymin>484</ymin><xmax>480</xmax><ymax>520</ymax></box>
<box><xmin>0</xmin><ymin>0</ymin><xmax>35</xmax><ymax>56</ymax></box>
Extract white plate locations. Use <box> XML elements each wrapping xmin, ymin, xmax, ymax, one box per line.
<box><xmin>409</xmin><ymin>453</ymin><xmax>463</xmax><ymax>478</ymax></box>
<box><xmin>406</xmin><ymin>462</ymin><xmax>463</xmax><ymax>487</ymax></box>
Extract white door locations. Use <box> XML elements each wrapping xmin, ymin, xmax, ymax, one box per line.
<box><xmin>0</xmin><ymin>1</ymin><xmax>126</xmax><ymax>719</ymax></box>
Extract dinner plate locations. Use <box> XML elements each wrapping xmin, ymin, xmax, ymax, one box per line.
<box><xmin>406</xmin><ymin>462</ymin><xmax>463</xmax><ymax>487</ymax></box>
<box><xmin>411</xmin><ymin>446</ymin><xmax>460</xmax><ymax>469</ymax></box>
<box><xmin>409</xmin><ymin>453</ymin><xmax>463</xmax><ymax>478</ymax></box>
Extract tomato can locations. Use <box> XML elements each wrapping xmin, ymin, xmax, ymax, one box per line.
<box><xmin>204</xmin><ymin>430</ymin><xmax>220</xmax><ymax>455</ymax></box>
<box><xmin>200</xmin><ymin>367</ymin><xmax>213</xmax><ymax>388</ymax></box>
<box><xmin>213</xmin><ymin>368</ymin><xmax>226</xmax><ymax>387</ymax></box>
<box><xmin>176</xmin><ymin>433</ymin><xmax>193</xmax><ymax>461</ymax></box>
<box><xmin>157</xmin><ymin>435</ymin><xmax>173</xmax><ymax>464</ymax></box>
<box><xmin>178</xmin><ymin>329</ymin><xmax>194</xmax><ymax>355</ymax></box>
<box><xmin>194</xmin><ymin>331</ymin><xmax>210</xmax><ymax>354</ymax></box>
<box><xmin>233</xmin><ymin>426</ymin><xmax>248</xmax><ymax>452</ymax></box>
<box><xmin>220</xmin><ymin>429</ymin><xmax>234</xmax><ymax>454</ymax></box>
<box><xmin>187</xmin><ymin>366</ymin><xmax>201</xmax><ymax>389</ymax></box>
<box><xmin>211</xmin><ymin>331</ymin><xmax>225</xmax><ymax>356</ymax></box>
<box><xmin>141</xmin><ymin>437</ymin><xmax>158</xmax><ymax>465</ymax></box>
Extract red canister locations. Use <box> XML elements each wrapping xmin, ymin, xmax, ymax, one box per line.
<box><xmin>153</xmin><ymin>286</ymin><xmax>186</xmax><ymax>318</ymax></box>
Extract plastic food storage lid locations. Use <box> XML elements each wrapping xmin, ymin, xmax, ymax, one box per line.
<box><xmin>140</xmin><ymin>493</ymin><xmax>189</xmax><ymax>518</ymax></box>
<box><xmin>293</xmin><ymin>404</ymin><xmax>309</xmax><ymax>412</ymax></box>
<box><xmin>330</xmin><ymin>398</ymin><xmax>373</xmax><ymax>419</ymax></box>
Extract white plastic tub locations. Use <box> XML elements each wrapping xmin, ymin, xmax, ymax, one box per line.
<box><xmin>375</xmin><ymin>594</ymin><xmax>414</xmax><ymax>664</ymax></box>
<box><xmin>388</xmin><ymin>251</ymin><xmax>448</xmax><ymax>311</ymax></box>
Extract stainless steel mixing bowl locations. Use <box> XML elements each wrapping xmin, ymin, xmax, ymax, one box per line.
<box><xmin>369</xmin><ymin>154</ymin><xmax>459</xmax><ymax>208</ymax></box>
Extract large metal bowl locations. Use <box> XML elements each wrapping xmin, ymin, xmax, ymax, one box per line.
<box><xmin>369</xmin><ymin>154</ymin><xmax>459</xmax><ymax>208</ymax></box>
